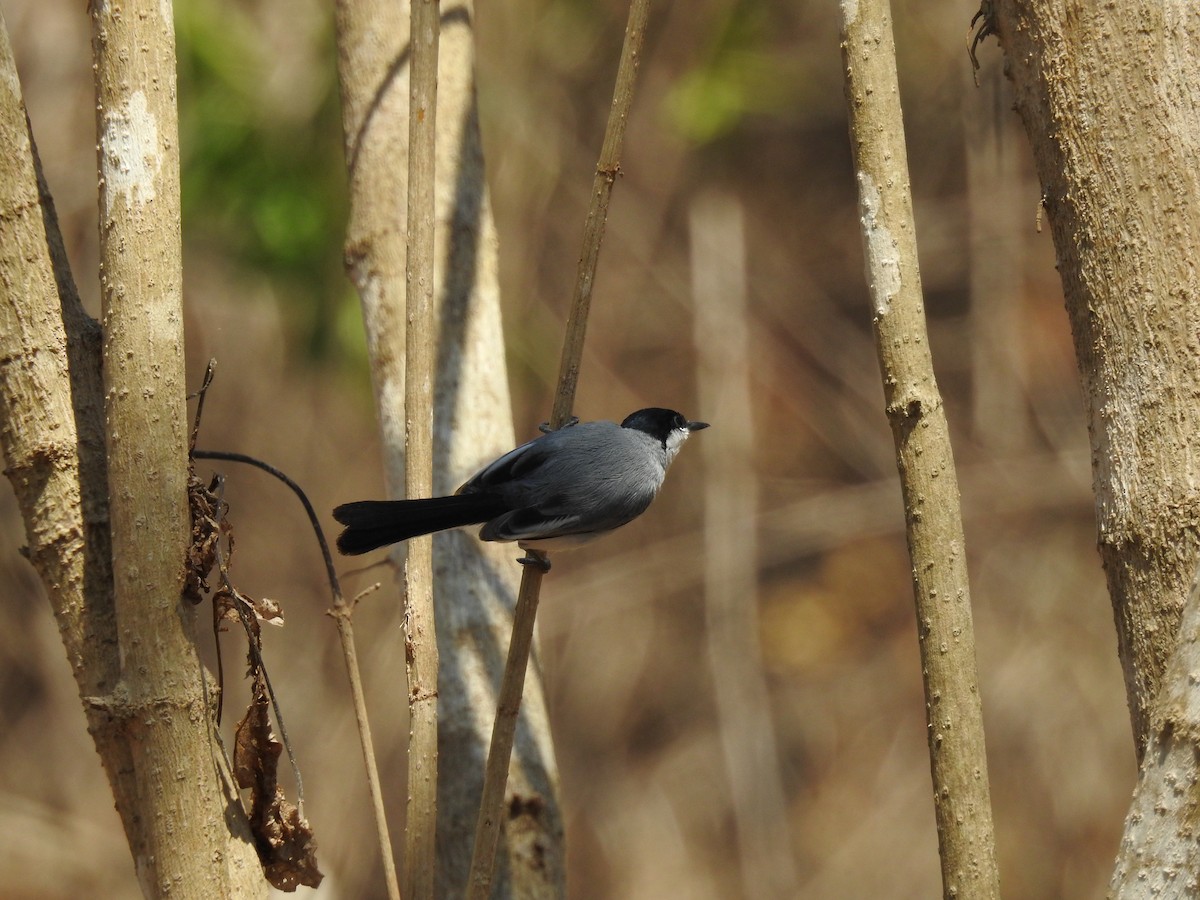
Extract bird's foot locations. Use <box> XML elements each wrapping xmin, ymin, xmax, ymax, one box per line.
<box><xmin>517</xmin><ymin>552</ymin><xmax>551</xmax><ymax>573</ymax></box>
<box><xmin>538</xmin><ymin>415</ymin><xmax>579</xmax><ymax>434</ymax></box>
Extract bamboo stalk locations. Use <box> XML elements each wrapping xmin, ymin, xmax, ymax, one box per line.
<box><xmin>404</xmin><ymin>0</ymin><xmax>441</xmax><ymax>896</ymax></box>
<box><xmin>465</xmin><ymin>1</ymin><xmax>652</xmax><ymax>895</ymax></box>
<box><xmin>839</xmin><ymin>0</ymin><xmax>1001</xmax><ymax>896</ymax></box>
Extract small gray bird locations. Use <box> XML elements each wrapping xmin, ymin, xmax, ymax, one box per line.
<box><xmin>333</xmin><ymin>407</ymin><xmax>708</xmax><ymax>555</ymax></box>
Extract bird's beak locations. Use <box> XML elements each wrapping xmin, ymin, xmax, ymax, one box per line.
<box><xmin>686</xmin><ymin>421</ymin><xmax>710</xmax><ymax>432</ymax></box>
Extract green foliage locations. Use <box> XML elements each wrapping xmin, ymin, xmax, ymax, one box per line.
<box><xmin>664</xmin><ymin>0</ymin><xmax>794</xmax><ymax>144</ymax></box>
<box><xmin>176</xmin><ymin>0</ymin><xmax>359</xmax><ymax>363</ymax></box>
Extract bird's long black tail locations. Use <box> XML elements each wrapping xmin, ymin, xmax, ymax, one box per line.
<box><xmin>333</xmin><ymin>495</ymin><xmax>508</xmax><ymax>555</ymax></box>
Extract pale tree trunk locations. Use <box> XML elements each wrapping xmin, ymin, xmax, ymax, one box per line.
<box><xmin>91</xmin><ymin>0</ymin><xmax>266</xmax><ymax>893</ymax></box>
<box><xmin>988</xmin><ymin>1</ymin><xmax>1200</xmax><ymax>755</ymax></box>
<box><xmin>1110</xmin><ymin>562</ymin><xmax>1200</xmax><ymax>895</ymax></box>
<box><xmin>0</xmin><ymin>5</ymin><xmax>266</xmax><ymax>897</ymax></box>
<box><xmin>985</xmin><ymin>0</ymin><xmax>1200</xmax><ymax>889</ymax></box>
<box><xmin>0</xmin><ymin>0</ymin><xmax>130</xmax><ymax>846</ymax></box>
<box><xmin>332</xmin><ymin>0</ymin><xmax>566</xmax><ymax>895</ymax></box>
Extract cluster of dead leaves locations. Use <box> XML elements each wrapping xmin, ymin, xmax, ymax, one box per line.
<box><xmin>187</xmin><ymin>454</ymin><xmax>322</xmax><ymax>891</ymax></box>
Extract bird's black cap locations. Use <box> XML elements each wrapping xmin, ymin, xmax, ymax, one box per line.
<box><xmin>621</xmin><ymin>408</ymin><xmax>709</xmax><ymax>443</ymax></box>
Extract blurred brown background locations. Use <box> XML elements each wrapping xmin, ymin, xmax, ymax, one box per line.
<box><xmin>0</xmin><ymin>0</ymin><xmax>1132</xmax><ymax>897</ymax></box>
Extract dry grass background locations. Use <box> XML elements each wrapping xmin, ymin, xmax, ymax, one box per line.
<box><xmin>0</xmin><ymin>0</ymin><xmax>1134</xmax><ymax>897</ymax></box>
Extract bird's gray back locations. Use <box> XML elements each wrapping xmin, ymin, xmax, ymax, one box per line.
<box><xmin>500</xmin><ymin>422</ymin><xmax>665</xmax><ymax>526</ymax></box>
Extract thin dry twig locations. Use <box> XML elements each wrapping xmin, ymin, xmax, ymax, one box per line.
<box><xmin>325</xmin><ymin>606</ymin><xmax>401</xmax><ymax>900</ymax></box>
<box><xmin>839</xmin><ymin>0</ymin><xmax>1000</xmax><ymax>896</ymax></box>
<box><xmin>465</xmin><ymin>0</ymin><xmax>652</xmax><ymax>895</ymax></box>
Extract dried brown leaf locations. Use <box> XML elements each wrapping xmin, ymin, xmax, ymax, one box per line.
<box><xmin>212</xmin><ymin>585</ymin><xmax>240</xmax><ymax>627</ymax></box>
<box><xmin>260</xmin><ymin>794</ymin><xmax>323</xmax><ymax>890</ymax></box>
<box><xmin>250</xmin><ymin>594</ymin><xmax>285</xmax><ymax>626</ymax></box>
<box><xmin>184</xmin><ymin>471</ymin><xmax>224</xmax><ymax>603</ymax></box>
<box><xmin>234</xmin><ymin>676</ymin><xmax>323</xmax><ymax>890</ymax></box>
<box><xmin>233</xmin><ymin>680</ymin><xmax>273</xmax><ymax>789</ymax></box>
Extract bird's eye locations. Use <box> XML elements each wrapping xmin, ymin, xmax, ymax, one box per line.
<box><xmin>673</xmin><ymin>414</ymin><xmax>686</xmax><ymax>429</ymax></box>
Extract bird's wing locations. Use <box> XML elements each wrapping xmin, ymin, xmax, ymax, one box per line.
<box><xmin>456</xmin><ymin>435</ymin><xmax>551</xmax><ymax>493</ymax></box>
<box><xmin>478</xmin><ymin>507</ymin><xmax>585</xmax><ymax>543</ymax></box>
